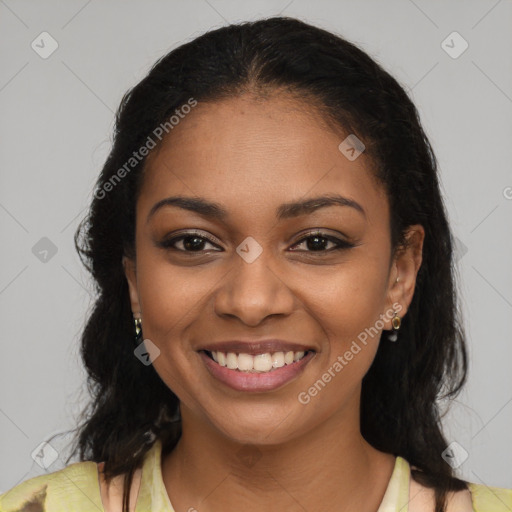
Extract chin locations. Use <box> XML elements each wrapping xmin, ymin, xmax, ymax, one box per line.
<box><xmin>206</xmin><ymin>405</ymin><xmax>305</xmax><ymax>447</ymax></box>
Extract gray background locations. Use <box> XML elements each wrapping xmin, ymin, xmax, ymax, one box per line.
<box><xmin>1</xmin><ymin>0</ymin><xmax>511</xmax><ymax>494</ymax></box>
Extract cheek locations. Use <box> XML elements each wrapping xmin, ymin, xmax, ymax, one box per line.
<box><xmin>137</xmin><ymin>248</ymin><xmax>207</xmax><ymax>334</ymax></box>
<box><xmin>297</xmin><ymin>256</ymin><xmax>389</xmax><ymax>346</ymax></box>
<box><xmin>133</xmin><ymin>252</ymin><xmax>207</xmax><ymax>396</ymax></box>
<box><xmin>294</xmin><ymin>261</ymin><xmax>389</xmax><ymax>413</ymax></box>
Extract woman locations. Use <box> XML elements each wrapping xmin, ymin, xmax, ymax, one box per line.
<box><xmin>1</xmin><ymin>16</ymin><xmax>510</xmax><ymax>512</ymax></box>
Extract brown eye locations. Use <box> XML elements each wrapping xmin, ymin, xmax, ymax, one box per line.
<box><xmin>158</xmin><ymin>231</ymin><xmax>222</xmax><ymax>253</ymax></box>
<box><xmin>289</xmin><ymin>231</ymin><xmax>355</xmax><ymax>253</ymax></box>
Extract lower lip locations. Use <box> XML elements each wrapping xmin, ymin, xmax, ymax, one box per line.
<box><xmin>199</xmin><ymin>351</ymin><xmax>315</xmax><ymax>392</ymax></box>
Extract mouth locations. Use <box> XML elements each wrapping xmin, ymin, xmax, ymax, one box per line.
<box><xmin>200</xmin><ymin>349</ymin><xmax>313</xmax><ymax>373</ymax></box>
<box><xmin>198</xmin><ymin>347</ymin><xmax>316</xmax><ymax>392</ymax></box>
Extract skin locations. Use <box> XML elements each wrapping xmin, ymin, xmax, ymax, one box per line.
<box><xmin>123</xmin><ymin>92</ymin><xmax>425</xmax><ymax>512</ymax></box>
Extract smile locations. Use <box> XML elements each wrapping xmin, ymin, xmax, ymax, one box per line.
<box><xmin>199</xmin><ymin>349</ymin><xmax>315</xmax><ymax>392</ymax></box>
<box><xmin>204</xmin><ymin>350</ymin><xmax>310</xmax><ymax>373</ymax></box>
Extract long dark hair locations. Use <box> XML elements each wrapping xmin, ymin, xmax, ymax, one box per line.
<box><xmin>70</xmin><ymin>16</ymin><xmax>468</xmax><ymax>512</ymax></box>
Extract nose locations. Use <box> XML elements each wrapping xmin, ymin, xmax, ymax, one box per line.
<box><xmin>213</xmin><ymin>249</ymin><xmax>295</xmax><ymax>327</ymax></box>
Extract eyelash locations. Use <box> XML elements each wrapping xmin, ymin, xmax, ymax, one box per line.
<box><xmin>158</xmin><ymin>229</ymin><xmax>355</xmax><ymax>254</ymax></box>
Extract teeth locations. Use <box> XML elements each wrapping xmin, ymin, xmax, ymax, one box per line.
<box><xmin>254</xmin><ymin>353</ymin><xmax>273</xmax><ymax>372</ymax></box>
<box><xmin>293</xmin><ymin>351</ymin><xmax>305</xmax><ymax>362</ymax></box>
<box><xmin>271</xmin><ymin>352</ymin><xmax>284</xmax><ymax>368</ymax></box>
<box><xmin>226</xmin><ymin>352</ymin><xmax>238</xmax><ymax>370</ymax></box>
<box><xmin>238</xmin><ymin>353</ymin><xmax>254</xmax><ymax>371</ymax></box>
<box><xmin>217</xmin><ymin>352</ymin><xmax>226</xmax><ymax>367</ymax></box>
<box><xmin>208</xmin><ymin>350</ymin><xmax>309</xmax><ymax>372</ymax></box>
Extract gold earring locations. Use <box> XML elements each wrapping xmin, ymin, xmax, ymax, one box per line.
<box><xmin>134</xmin><ymin>317</ymin><xmax>142</xmax><ymax>343</ymax></box>
<box><xmin>388</xmin><ymin>309</ymin><xmax>401</xmax><ymax>342</ymax></box>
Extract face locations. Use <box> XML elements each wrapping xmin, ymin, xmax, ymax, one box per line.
<box><xmin>124</xmin><ymin>93</ymin><xmax>424</xmax><ymax>445</ymax></box>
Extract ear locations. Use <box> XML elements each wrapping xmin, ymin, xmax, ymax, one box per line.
<box><xmin>122</xmin><ymin>255</ymin><xmax>141</xmax><ymax>317</ymax></box>
<box><xmin>383</xmin><ymin>224</ymin><xmax>425</xmax><ymax>329</ymax></box>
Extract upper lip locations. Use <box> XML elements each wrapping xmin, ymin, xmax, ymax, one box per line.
<box><xmin>199</xmin><ymin>339</ymin><xmax>315</xmax><ymax>355</ymax></box>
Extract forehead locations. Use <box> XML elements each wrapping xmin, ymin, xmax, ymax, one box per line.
<box><xmin>139</xmin><ymin>93</ymin><xmax>387</xmax><ymax>224</ymax></box>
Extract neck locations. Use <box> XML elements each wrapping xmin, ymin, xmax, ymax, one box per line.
<box><xmin>161</xmin><ymin>394</ymin><xmax>395</xmax><ymax>512</ymax></box>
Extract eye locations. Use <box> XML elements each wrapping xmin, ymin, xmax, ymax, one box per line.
<box><xmin>289</xmin><ymin>230</ymin><xmax>355</xmax><ymax>253</ymax></box>
<box><xmin>157</xmin><ymin>229</ymin><xmax>356</xmax><ymax>254</ymax></box>
<box><xmin>157</xmin><ymin>230</ymin><xmax>222</xmax><ymax>253</ymax></box>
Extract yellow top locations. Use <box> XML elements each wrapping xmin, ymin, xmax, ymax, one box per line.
<box><xmin>1</xmin><ymin>439</ymin><xmax>511</xmax><ymax>511</ymax></box>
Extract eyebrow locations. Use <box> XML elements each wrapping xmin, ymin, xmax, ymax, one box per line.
<box><xmin>146</xmin><ymin>193</ymin><xmax>366</xmax><ymax>224</ymax></box>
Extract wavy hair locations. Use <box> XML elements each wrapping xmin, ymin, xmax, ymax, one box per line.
<box><xmin>70</xmin><ymin>16</ymin><xmax>468</xmax><ymax>512</ymax></box>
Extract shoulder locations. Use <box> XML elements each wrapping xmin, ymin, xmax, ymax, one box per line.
<box><xmin>409</xmin><ymin>472</ymin><xmax>512</xmax><ymax>512</ymax></box>
<box><xmin>0</xmin><ymin>460</ymin><xmax>103</xmax><ymax>512</ymax></box>
<box><xmin>409</xmin><ymin>473</ymin><xmax>472</xmax><ymax>512</ymax></box>
<box><xmin>466</xmin><ymin>482</ymin><xmax>512</xmax><ymax>511</ymax></box>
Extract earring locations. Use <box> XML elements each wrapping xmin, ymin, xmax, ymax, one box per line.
<box><xmin>388</xmin><ymin>309</ymin><xmax>401</xmax><ymax>342</ymax></box>
<box><xmin>134</xmin><ymin>317</ymin><xmax>142</xmax><ymax>344</ymax></box>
